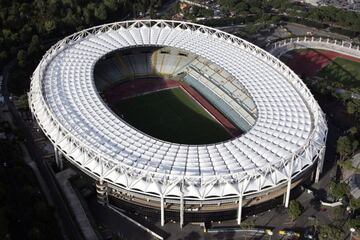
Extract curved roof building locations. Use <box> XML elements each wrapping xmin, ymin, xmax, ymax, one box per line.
<box><xmin>29</xmin><ymin>20</ymin><xmax>327</xmax><ymax>226</ymax></box>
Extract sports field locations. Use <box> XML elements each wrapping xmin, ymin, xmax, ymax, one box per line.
<box><xmin>317</xmin><ymin>57</ymin><xmax>360</xmax><ymax>88</ymax></box>
<box><xmin>280</xmin><ymin>49</ymin><xmax>337</xmax><ymax>77</ymax></box>
<box><xmin>281</xmin><ymin>49</ymin><xmax>360</xmax><ymax>88</ymax></box>
<box><xmin>113</xmin><ymin>87</ymin><xmax>232</xmax><ymax>144</ymax></box>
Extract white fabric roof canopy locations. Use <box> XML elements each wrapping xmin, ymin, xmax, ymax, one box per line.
<box><xmin>29</xmin><ymin>20</ymin><xmax>327</xmax><ymax>199</ymax></box>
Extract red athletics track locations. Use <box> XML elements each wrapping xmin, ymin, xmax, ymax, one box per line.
<box><xmin>282</xmin><ymin>49</ymin><xmax>360</xmax><ymax>78</ymax></box>
<box><xmin>104</xmin><ymin>78</ymin><xmax>242</xmax><ymax>137</ymax></box>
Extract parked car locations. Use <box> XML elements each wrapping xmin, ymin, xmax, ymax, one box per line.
<box><xmin>278</xmin><ymin>229</ymin><xmax>301</xmax><ymax>238</ymax></box>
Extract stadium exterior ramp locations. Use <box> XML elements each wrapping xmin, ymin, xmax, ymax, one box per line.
<box><xmin>29</xmin><ymin>20</ymin><xmax>327</xmax><ymax>227</ymax></box>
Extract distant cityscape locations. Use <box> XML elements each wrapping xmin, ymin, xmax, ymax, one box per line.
<box><xmin>297</xmin><ymin>0</ymin><xmax>360</xmax><ymax>12</ymax></box>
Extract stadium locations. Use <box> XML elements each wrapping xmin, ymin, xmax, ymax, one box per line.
<box><xmin>28</xmin><ymin>20</ymin><xmax>328</xmax><ymax>227</ymax></box>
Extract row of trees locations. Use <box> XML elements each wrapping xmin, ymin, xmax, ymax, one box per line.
<box><xmin>182</xmin><ymin>6</ymin><xmax>214</xmax><ymax>20</ymax></box>
<box><xmin>218</xmin><ymin>0</ymin><xmax>291</xmax><ymax>16</ymax></box>
<box><xmin>327</xmin><ymin>181</ymin><xmax>360</xmax><ymax>237</ymax></box>
<box><xmin>0</xmin><ymin>0</ymin><xmax>165</xmax><ymax>95</ymax></box>
<box><xmin>311</xmin><ymin>80</ymin><xmax>360</xmax><ymax>160</ymax></box>
<box><xmin>304</xmin><ymin>5</ymin><xmax>360</xmax><ymax>32</ymax></box>
<box><xmin>0</xmin><ymin>123</ymin><xmax>59</xmax><ymax>239</ymax></box>
<box><xmin>216</xmin><ymin>0</ymin><xmax>360</xmax><ymax>37</ymax></box>
<box><xmin>0</xmin><ymin>1</ymin><xmax>167</xmax><ymax>238</ymax></box>
<box><xmin>286</xmin><ymin>200</ymin><xmax>346</xmax><ymax>239</ymax></box>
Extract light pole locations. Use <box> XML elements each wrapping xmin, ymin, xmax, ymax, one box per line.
<box><xmin>350</xmin><ymin>227</ymin><xmax>355</xmax><ymax>240</ymax></box>
<box><xmin>268</xmin><ymin>231</ymin><xmax>273</xmax><ymax>240</ymax></box>
<box><xmin>266</xmin><ymin>229</ymin><xmax>274</xmax><ymax>240</ymax></box>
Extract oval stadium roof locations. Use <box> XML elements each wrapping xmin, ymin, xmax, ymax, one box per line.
<box><xmin>29</xmin><ymin>20</ymin><xmax>327</xmax><ymax>200</ymax></box>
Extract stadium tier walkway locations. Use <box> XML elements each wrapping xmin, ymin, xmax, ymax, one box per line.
<box><xmin>104</xmin><ymin>78</ymin><xmax>241</xmax><ymax>137</ymax></box>
<box><xmin>104</xmin><ymin>77</ymin><xmax>179</xmax><ymax>102</ymax></box>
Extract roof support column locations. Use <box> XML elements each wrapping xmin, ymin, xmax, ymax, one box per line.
<box><xmin>285</xmin><ymin>178</ymin><xmax>292</xmax><ymax>208</ymax></box>
<box><xmin>237</xmin><ymin>192</ymin><xmax>243</xmax><ymax>225</ymax></box>
<box><xmin>54</xmin><ymin>146</ymin><xmax>63</xmax><ymax>170</ymax></box>
<box><xmin>28</xmin><ymin>93</ymin><xmax>35</xmax><ymax>120</ymax></box>
<box><xmin>96</xmin><ymin>179</ymin><xmax>108</xmax><ymax>205</ymax></box>
<box><xmin>284</xmin><ymin>156</ymin><xmax>294</xmax><ymax>208</ymax></box>
<box><xmin>283</xmin><ymin>191</ymin><xmax>287</xmax><ymax>205</ymax></box>
<box><xmin>180</xmin><ymin>191</ymin><xmax>184</xmax><ymax>229</ymax></box>
<box><xmin>160</xmin><ymin>195</ymin><xmax>165</xmax><ymax>227</ymax></box>
<box><xmin>54</xmin><ymin>146</ymin><xmax>59</xmax><ymax>165</ymax></box>
<box><xmin>315</xmin><ymin>146</ymin><xmax>326</xmax><ymax>183</ymax></box>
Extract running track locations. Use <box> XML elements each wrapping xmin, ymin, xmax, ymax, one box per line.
<box><xmin>104</xmin><ymin>78</ymin><xmax>242</xmax><ymax>137</ymax></box>
<box><xmin>282</xmin><ymin>49</ymin><xmax>360</xmax><ymax>78</ymax></box>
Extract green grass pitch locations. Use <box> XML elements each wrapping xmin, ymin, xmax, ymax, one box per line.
<box><xmin>317</xmin><ymin>57</ymin><xmax>360</xmax><ymax>89</ymax></box>
<box><xmin>113</xmin><ymin>88</ymin><xmax>231</xmax><ymax>144</ymax></box>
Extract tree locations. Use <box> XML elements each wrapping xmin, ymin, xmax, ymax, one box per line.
<box><xmin>350</xmin><ymin>198</ymin><xmax>360</xmax><ymax>212</ymax></box>
<box><xmin>308</xmin><ymin>215</ymin><xmax>320</xmax><ymax>233</ymax></box>
<box><xmin>235</xmin><ymin>2</ymin><xmax>249</xmax><ymax>14</ymax></box>
<box><xmin>104</xmin><ymin>0</ymin><xmax>117</xmax><ymax>11</ymax></box>
<box><xmin>348</xmin><ymin>217</ymin><xmax>360</xmax><ymax>232</ymax></box>
<box><xmin>27</xmin><ymin>35</ymin><xmax>40</xmax><ymax>56</ymax></box>
<box><xmin>329</xmin><ymin>181</ymin><xmax>349</xmax><ymax>200</ymax></box>
<box><xmin>16</xmin><ymin>49</ymin><xmax>26</xmax><ymax>67</ymax></box>
<box><xmin>353</xmin><ymin>140</ymin><xmax>359</xmax><ymax>154</ymax></box>
<box><xmin>63</xmin><ymin>9</ymin><xmax>77</xmax><ymax>27</ymax></box>
<box><xmin>337</xmin><ymin>136</ymin><xmax>352</xmax><ymax>161</ymax></box>
<box><xmin>349</xmin><ymin>127</ymin><xmax>358</xmax><ymax>136</ymax></box>
<box><xmin>82</xmin><ymin>6</ymin><xmax>92</xmax><ymax>25</ymax></box>
<box><xmin>318</xmin><ymin>224</ymin><xmax>343</xmax><ymax>240</ymax></box>
<box><xmin>94</xmin><ymin>3</ymin><xmax>107</xmax><ymax>20</ymax></box>
<box><xmin>2</xmin><ymin>29</ymin><xmax>12</xmax><ymax>39</ymax></box>
<box><xmin>347</xmin><ymin>99</ymin><xmax>360</xmax><ymax>116</ymax></box>
<box><xmin>19</xmin><ymin>24</ymin><xmax>33</xmax><ymax>43</ymax></box>
<box><xmin>271</xmin><ymin>0</ymin><xmax>290</xmax><ymax>11</ymax></box>
<box><xmin>218</xmin><ymin>0</ymin><xmax>237</xmax><ymax>12</ymax></box>
<box><xmin>338</xmin><ymin>160</ymin><xmax>354</xmax><ymax>170</ymax></box>
<box><xmin>288</xmin><ymin>200</ymin><xmax>302</xmax><ymax>221</ymax></box>
<box><xmin>149</xmin><ymin>7</ymin><xmax>156</xmax><ymax>19</ymax></box>
<box><xmin>0</xmin><ymin>50</ymin><xmax>7</xmax><ymax>63</ymax></box>
<box><xmin>330</xmin><ymin>206</ymin><xmax>345</xmax><ymax>221</ymax></box>
<box><xmin>43</xmin><ymin>20</ymin><xmax>56</xmax><ymax>33</ymax></box>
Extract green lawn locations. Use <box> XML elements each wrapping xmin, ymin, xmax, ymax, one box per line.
<box><xmin>317</xmin><ymin>57</ymin><xmax>360</xmax><ymax>89</ymax></box>
<box><xmin>113</xmin><ymin>88</ymin><xmax>231</xmax><ymax>144</ymax></box>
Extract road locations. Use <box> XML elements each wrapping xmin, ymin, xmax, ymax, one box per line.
<box><xmin>1</xmin><ymin>62</ymin><xmax>84</xmax><ymax>240</ymax></box>
<box><xmin>158</xmin><ymin>0</ymin><xmax>179</xmax><ymax>16</ymax></box>
<box><xmin>86</xmin><ymin>196</ymin><xmax>154</xmax><ymax>240</ymax></box>
<box><xmin>215</xmin><ymin>24</ymin><xmax>247</xmax><ymax>31</ymax></box>
<box><xmin>284</xmin><ymin>22</ymin><xmax>352</xmax><ymax>40</ymax></box>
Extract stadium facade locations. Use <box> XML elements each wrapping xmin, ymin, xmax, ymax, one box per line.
<box><xmin>28</xmin><ymin>20</ymin><xmax>328</xmax><ymax>227</ymax></box>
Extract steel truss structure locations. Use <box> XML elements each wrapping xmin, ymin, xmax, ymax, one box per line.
<box><xmin>269</xmin><ymin>36</ymin><xmax>360</xmax><ymax>58</ymax></box>
<box><xmin>29</xmin><ymin>20</ymin><xmax>327</xmax><ymax>225</ymax></box>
